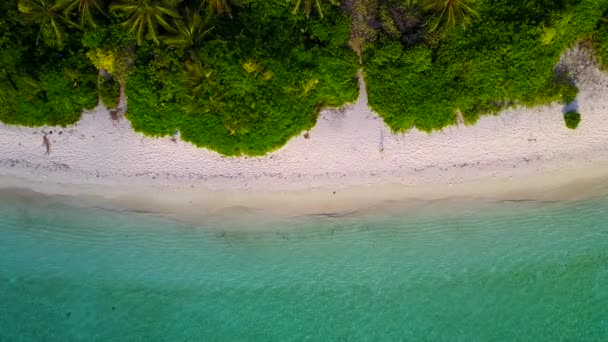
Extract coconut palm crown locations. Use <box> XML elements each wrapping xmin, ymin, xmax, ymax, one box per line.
<box><xmin>110</xmin><ymin>0</ymin><xmax>179</xmax><ymax>45</ymax></box>
<box><xmin>424</xmin><ymin>0</ymin><xmax>479</xmax><ymax>32</ymax></box>
<box><xmin>292</xmin><ymin>0</ymin><xmax>324</xmax><ymax>18</ymax></box>
<box><xmin>62</xmin><ymin>0</ymin><xmax>108</xmax><ymax>28</ymax></box>
<box><xmin>162</xmin><ymin>6</ymin><xmax>213</xmax><ymax>49</ymax></box>
<box><xmin>18</xmin><ymin>0</ymin><xmax>67</xmax><ymax>47</ymax></box>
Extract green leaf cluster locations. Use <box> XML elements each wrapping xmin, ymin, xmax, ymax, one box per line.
<box><xmin>0</xmin><ymin>0</ymin><xmax>97</xmax><ymax>126</ymax></box>
<box><xmin>5</xmin><ymin>0</ymin><xmax>608</xmax><ymax>157</ymax></box>
<box><xmin>564</xmin><ymin>110</ymin><xmax>581</xmax><ymax>129</ymax></box>
<box><xmin>99</xmin><ymin>75</ymin><xmax>120</xmax><ymax>109</ymax></box>
<box><xmin>126</xmin><ymin>1</ymin><xmax>359</xmax><ymax>156</ymax></box>
<box><xmin>364</xmin><ymin>0</ymin><xmax>608</xmax><ymax>132</ymax></box>
<box><xmin>1</xmin><ymin>0</ymin><xmax>358</xmax><ymax>155</ymax></box>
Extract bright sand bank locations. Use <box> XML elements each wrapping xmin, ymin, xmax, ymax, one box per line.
<box><xmin>0</xmin><ymin>46</ymin><xmax>608</xmax><ymax>219</ymax></box>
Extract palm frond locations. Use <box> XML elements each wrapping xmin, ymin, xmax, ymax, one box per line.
<box><xmin>206</xmin><ymin>0</ymin><xmax>237</xmax><ymax>17</ymax></box>
<box><xmin>62</xmin><ymin>0</ymin><xmax>108</xmax><ymax>29</ymax></box>
<box><xmin>184</xmin><ymin>59</ymin><xmax>213</xmax><ymax>99</ymax></box>
<box><xmin>111</xmin><ymin>0</ymin><xmax>179</xmax><ymax>45</ymax></box>
<box><xmin>18</xmin><ymin>0</ymin><xmax>68</xmax><ymax>47</ymax></box>
<box><xmin>161</xmin><ymin>7</ymin><xmax>214</xmax><ymax>49</ymax></box>
<box><xmin>292</xmin><ymin>0</ymin><xmax>325</xmax><ymax>18</ymax></box>
<box><xmin>424</xmin><ymin>0</ymin><xmax>479</xmax><ymax>32</ymax></box>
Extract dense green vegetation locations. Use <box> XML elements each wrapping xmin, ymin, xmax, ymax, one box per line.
<box><xmin>0</xmin><ymin>0</ymin><xmax>98</xmax><ymax>126</ymax></box>
<box><xmin>1</xmin><ymin>0</ymin><xmax>608</xmax><ymax>155</ymax></box>
<box><xmin>564</xmin><ymin>110</ymin><xmax>581</xmax><ymax>129</ymax></box>
<box><xmin>364</xmin><ymin>0</ymin><xmax>608</xmax><ymax>131</ymax></box>
<box><xmin>125</xmin><ymin>2</ymin><xmax>358</xmax><ymax>155</ymax></box>
<box><xmin>0</xmin><ymin>0</ymin><xmax>358</xmax><ymax>155</ymax></box>
<box><xmin>593</xmin><ymin>6</ymin><xmax>608</xmax><ymax>66</ymax></box>
<box><xmin>99</xmin><ymin>75</ymin><xmax>120</xmax><ymax>109</ymax></box>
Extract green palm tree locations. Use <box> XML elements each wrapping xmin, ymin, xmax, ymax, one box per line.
<box><xmin>162</xmin><ymin>6</ymin><xmax>213</xmax><ymax>49</ymax></box>
<box><xmin>18</xmin><ymin>0</ymin><xmax>67</xmax><ymax>47</ymax></box>
<box><xmin>62</xmin><ymin>0</ymin><xmax>108</xmax><ymax>29</ymax></box>
<box><xmin>110</xmin><ymin>0</ymin><xmax>179</xmax><ymax>45</ymax></box>
<box><xmin>424</xmin><ymin>0</ymin><xmax>478</xmax><ymax>32</ymax></box>
<box><xmin>205</xmin><ymin>0</ymin><xmax>237</xmax><ymax>17</ymax></box>
<box><xmin>292</xmin><ymin>0</ymin><xmax>324</xmax><ymax>18</ymax></box>
<box><xmin>184</xmin><ymin>59</ymin><xmax>213</xmax><ymax>99</ymax></box>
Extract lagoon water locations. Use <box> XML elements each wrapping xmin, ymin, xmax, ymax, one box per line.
<box><xmin>1</xmin><ymin>194</ymin><xmax>608</xmax><ymax>341</ymax></box>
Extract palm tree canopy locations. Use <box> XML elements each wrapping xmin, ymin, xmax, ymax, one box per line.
<box><xmin>61</xmin><ymin>0</ymin><xmax>108</xmax><ymax>29</ymax></box>
<box><xmin>184</xmin><ymin>59</ymin><xmax>212</xmax><ymax>99</ymax></box>
<box><xmin>18</xmin><ymin>0</ymin><xmax>67</xmax><ymax>47</ymax></box>
<box><xmin>161</xmin><ymin>6</ymin><xmax>213</xmax><ymax>49</ymax></box>
<box><xmin>110</xmin><ymin>0</ymin><xmax>179</xmax><ymax>45</ymax></box>
<box><xmin>424</xmin><ymin>0</ymin><xmax>479</xmax><ymax>32</ymax></box>
<box><xmin>292</xmin><ymin>0</ymin><xmax>324</xmax><ymax>18</ymax></box>
<box><xmin>206</xmin><ymin>0</ymin><xmax>237</xmax><ymax>17</ymax></box>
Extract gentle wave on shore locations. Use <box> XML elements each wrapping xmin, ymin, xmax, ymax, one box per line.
<box><xmin>1</xmin><ymin>194</ymin><xmax>607</xmax><ymax>340</ymax></box>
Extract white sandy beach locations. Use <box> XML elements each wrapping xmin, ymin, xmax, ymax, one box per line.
<box><xmin>1</xmin><ymin>46</ymin><xmax>608</xmax><ymax>218</ymax></box>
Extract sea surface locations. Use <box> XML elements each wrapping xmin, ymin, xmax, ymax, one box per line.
<box><xmin>1</xmin><ymin>193</ymin><xmax>607</xmax><ymax>341</ymax></box>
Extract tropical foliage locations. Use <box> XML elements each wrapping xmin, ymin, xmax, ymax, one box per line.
<box><xmin>293</xmin><ymin>0</ymin><xmax>326</xmax><ymax>18</ymax></box>
<box><xmin>564</xmin><ymin>110</ymin><xmax>581</xmax><ymax>129</ymax></box>
<box><xmin>2</xmin><ymin>0</ymin><xmax>98</xmax><ymax>125</ymax></box>
<box><xmin>161</xmin><ymin>6</ymin><xmax>213</xmax><ymax>50</ymax></box>
<box><xmin>206</xmin><ymin>0</ymin><xmax>237</xmax><ymax>17</ymax></box>
<box><xmin>18</xmin><ymin>0</ymin><xmax>68</xmax><ymax>48</ymax></box>
<box><xmin>424</xmin><ymin>0</ymin><xmax>479</xmax><ymax>32</ymax></box>
<box><xmin>99</xmin><ymin>75</ymin><xmax>120</xmax><ymax>108</ymax></box>
<box><xmin>126</xmin><ymin>0</ymin><xmax>358</xmax><ymax>155</ymax></box>
<box><xmin>593</xmin><ymin>8</ymin><xmax>608</xmax><ymax>66</ymax></box>
<box><xmin>2</xmin><ymin>0</ymin><xmax>608</xmax><ymax>156</ymax></box>
<box><xmin>63</xmin><ymin>0</ymin><xmax>108</xmax><ymax>28</ymax></box>
<box><xmin>1</xmin><ymin>0</ymin><xmax>359</xmax><ymax>155</ymax></box>
<box><xmin>364</xmin><ymin>0</ymin><xmax>608</xmax><ymax>132</ymax></box>
<box><xmin>110</xmin><ymin>0</ymin><xmax>179</xmax><ymax>45</ymax></box>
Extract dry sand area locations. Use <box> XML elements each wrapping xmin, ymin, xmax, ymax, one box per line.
<box><xmin>1</xmin><ymin>46</ymin><xmax>608</xmax><ymax>217</ymax></box>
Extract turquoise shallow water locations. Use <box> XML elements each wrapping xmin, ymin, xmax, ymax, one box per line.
<box><xmin>0</xmin><ymin>194</ymin><xmax>608</xmax><ymax>341</ymax></box>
